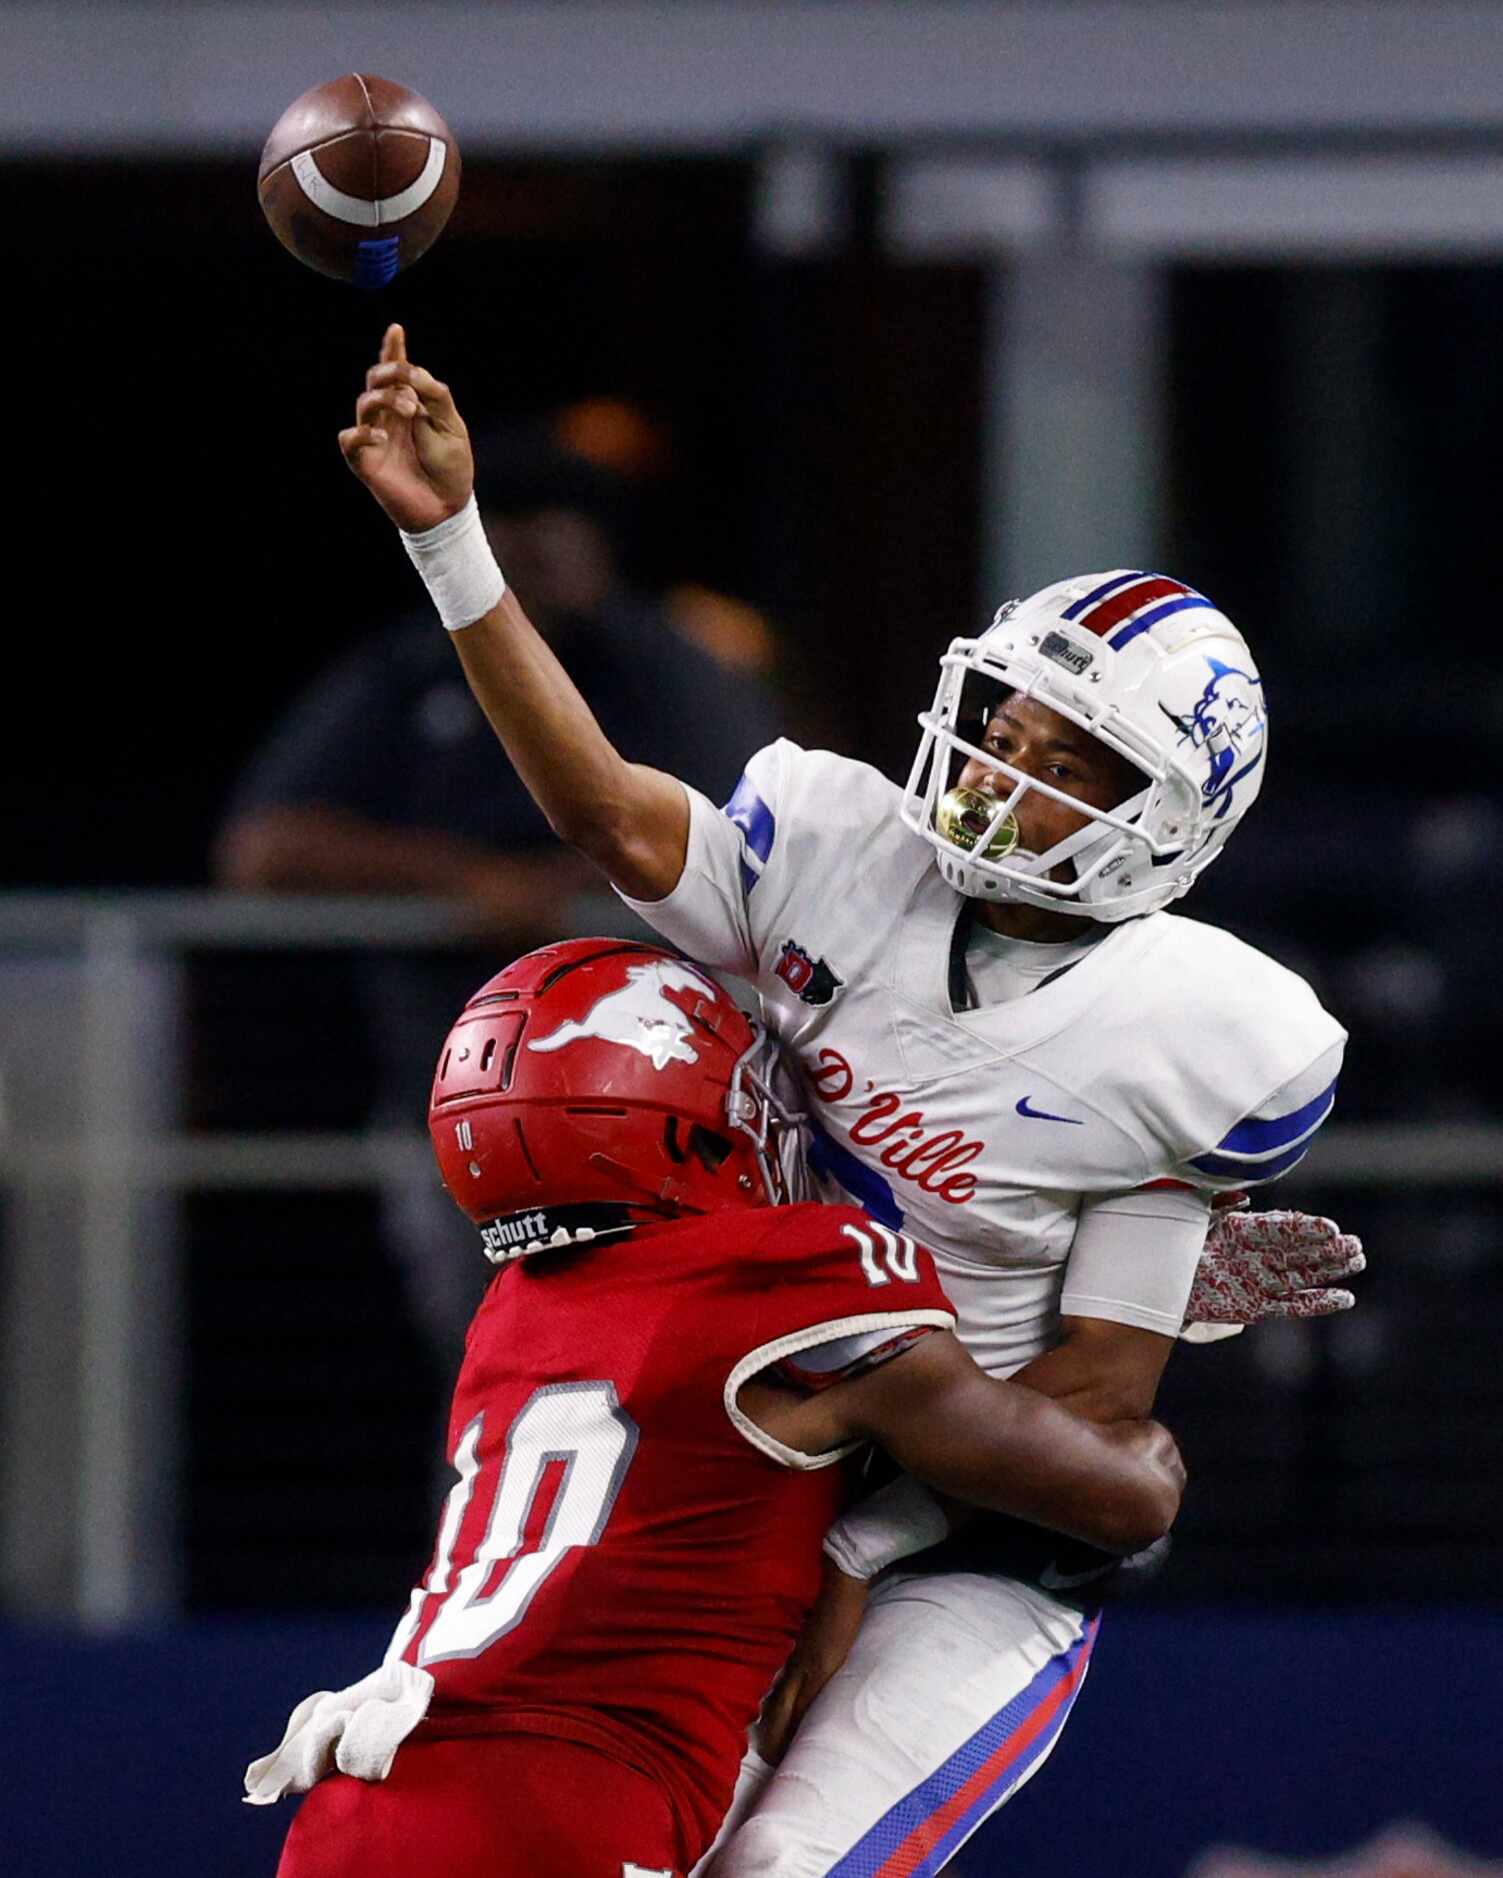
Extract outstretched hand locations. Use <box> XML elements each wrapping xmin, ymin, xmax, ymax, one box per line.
<box><xmin>339</xmin><ymin>324</ymin><xmax>474</xmax><ymax>532</ymax></box>
<box><xmin>1183</xmin><ymin>1206</ymin><xmax>1365</xmax><ymax>1328</ymax></box>
<box><xmin>756</xmin><ymin>1559</ymin><xmax>869</xmax><ymax>1765</ymax></box>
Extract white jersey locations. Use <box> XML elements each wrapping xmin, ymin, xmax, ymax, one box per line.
<box><xmin>622</xmin><ymin>741</ymin><xmax>1345</xmax><ymax>1376</ymax></box>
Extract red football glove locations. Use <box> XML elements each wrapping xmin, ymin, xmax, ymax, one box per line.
<box><xmin>1182</xmin><ymin>1207</ymin><xmax>1365</xmax><ymax>1333</ymax></box>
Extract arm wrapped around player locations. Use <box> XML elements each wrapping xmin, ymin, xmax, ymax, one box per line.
<box><xmin>892</xmin><ymin>1504</ymin><xmax>1176</xmax><ymax>1608</ymax></box>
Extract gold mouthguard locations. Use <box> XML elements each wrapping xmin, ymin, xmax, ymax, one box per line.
<box><xmin>935</xmin><ymin>786</ymin><xmax>1020</xmax><ymax>860</ymax></box>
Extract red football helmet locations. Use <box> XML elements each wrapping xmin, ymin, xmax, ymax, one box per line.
<box><xmin>428</xmin><ymin>939</ymin><xmax>804</xmax><ymax>1264</ymax></box>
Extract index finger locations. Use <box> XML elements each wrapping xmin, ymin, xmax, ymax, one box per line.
<box><xmin>381</xmin><ymin>323</ymin><xmax>408</xmax><ymax>366</ymax></box>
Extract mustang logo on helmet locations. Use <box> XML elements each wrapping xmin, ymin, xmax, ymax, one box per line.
<box><xmin>526</xmin><ymin>958</ymin><xmax>714</xmax><ymax>1071</ymax></box>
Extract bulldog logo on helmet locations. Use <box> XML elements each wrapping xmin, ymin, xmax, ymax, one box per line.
<box><xmin>525</xmin><ymin>958</ymin><xmax>714</xmax><ymax>1071</ymax></box>
<box><xmin>1161</xmin><ymin>656</ymin><xmax>1267</xmax><ymax>819</ymax></box>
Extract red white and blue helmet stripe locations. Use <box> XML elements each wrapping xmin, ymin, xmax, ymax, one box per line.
<box><xmin>1061</xmin><ymin>572</ymin><xmax>1219</xmax><ymax>652</ymax></box>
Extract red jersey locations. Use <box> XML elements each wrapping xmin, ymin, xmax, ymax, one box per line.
<box><xmin>387</xmin><ymin>1202</ymin><xmax>953</xmax><ymax>1862</ymax></box>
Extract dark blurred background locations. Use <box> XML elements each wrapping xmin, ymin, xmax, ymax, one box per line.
<box><xmin>4</xmin><ymin>5</ymin><xmax>1502</xmax><ymax>1874</ymax></box>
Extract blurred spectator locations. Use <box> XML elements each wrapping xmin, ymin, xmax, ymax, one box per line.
<box><xmin>553</xmin><ymin>395</ymin><xmax>781</xmax><ymax>674</ymax></box>
<box><xmin>214</xmin><ymin>431</ymin><xmax>785</xmax><ymax>1372</ymax></box>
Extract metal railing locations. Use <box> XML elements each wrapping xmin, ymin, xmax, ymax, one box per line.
<box><xmin>0</xmin><ymin>892</ymin><xmax>634</xmax><ymax>1626</ymax></box>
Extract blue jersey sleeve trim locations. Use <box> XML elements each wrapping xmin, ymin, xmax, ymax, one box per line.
<box><xmin>1190</xmin><ymin>1137</ymin><xmax>1315</xmax><ymax>1183</ymax></box>
<box><xmin>722</xmin><ymin>770</ymin><xmax>776</xmax><ymax>893</ymax></box>
<box><xmin>1215</xmin><ymin>1078</ymin><xmax>1339</xmax><ymax>1156</ymax></box>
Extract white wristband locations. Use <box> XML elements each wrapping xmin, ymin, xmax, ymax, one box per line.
<box><xmin>822</xmin><ymin>1475</ymin><xmax>951</xmax><ymax>1582</ymax></box>
<box><xmin>399</xmin><ymin>495</ymin><xmax>506</xmax><ymax>632</ymax></box>
<box><xmin>1178</xmin><ymin>1320</ymin><xmax>1245</xmax><ymax>1344</ymax></box>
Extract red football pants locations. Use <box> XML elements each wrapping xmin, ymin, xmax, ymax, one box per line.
<box><xmin>275</xmin><ymin>1732</ymin><xmax>685</xmax><ymax>1878</ymax></box>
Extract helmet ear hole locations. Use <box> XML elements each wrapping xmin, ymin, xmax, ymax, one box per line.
<box><xmin>688</xmin><ymin>1125</ymin><xmax>733</xmax><ymax>1173</ymax></box>
<box><xmin>664</xmin><ymin>1117</ymin><xmax>732</xmax><ymax>1170</ymax></box>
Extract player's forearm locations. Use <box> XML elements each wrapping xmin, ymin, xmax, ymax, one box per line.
<box><xmin>1008</xmin><ymin>1316</ymin><xmax>1174</xmax><ymax>1423</ymax></box>
<box><xmin>867</xmin><ymin>1364</ymin><xmax>1183</xmax><ymax>1555</ymax></box>
<box><xmin>451</xmin><ymin>592</ymin><xmax>689</xmax><ymax>900</ymax></box>
<box><xmin>947</xmin><ymin>1389</ymin><xmax>1177</xmax><ymax>1554</ymax></box>
<box><xmin>1006</xmin><ymin>1346</ymin><xmax>1152</xmax><ymax>1424</ymax></box>
<box><xmin>337</xmin><ymin>338</ymin><xmax>690</xmax><ymax>902</ymax></box>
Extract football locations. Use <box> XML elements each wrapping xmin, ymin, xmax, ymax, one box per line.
<box><xmin>257</xmin><ymin>74</ymin><xmax>460</xmax><ymax>287</ymax></box>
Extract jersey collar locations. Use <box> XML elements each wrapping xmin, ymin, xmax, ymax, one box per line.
<box><xmin>889</xmin><ymin>868</ymin><xmax>1166</xmax><ymax>1071</ymax></box>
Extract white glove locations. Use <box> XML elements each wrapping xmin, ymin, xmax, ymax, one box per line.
<box><xmin>243</xmin><ymin>1660</ymin><xmax>435</xmax><ymax>1805</ymax></box>
<box><xmin>1181</xmin><ymin>1207</ymin><xmax>1365</xmax><ymax>1341</ymax></box>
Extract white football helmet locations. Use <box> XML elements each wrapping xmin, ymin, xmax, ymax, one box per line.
<box><xmin>901</xmin><ymin>571</ymin><xmax>1267</xmax><ymax>921</ymax></box>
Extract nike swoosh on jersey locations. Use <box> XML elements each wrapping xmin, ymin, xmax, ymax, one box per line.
<box><xmin>1015</xmin><ymin>1097</ymin><xmax>1084</xmax><ymax>1125</ymax></box>
<box><xmin>1038</xmin><ymin>1558</ymin><xmax>1117</xmax><ymax>1590</ymax></box>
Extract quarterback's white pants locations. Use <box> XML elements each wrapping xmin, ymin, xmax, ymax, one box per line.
<box><xmin>697</xmin><ymin>1570</ymin><xmax>1098</xmax><ymax>1878</ymax></box>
